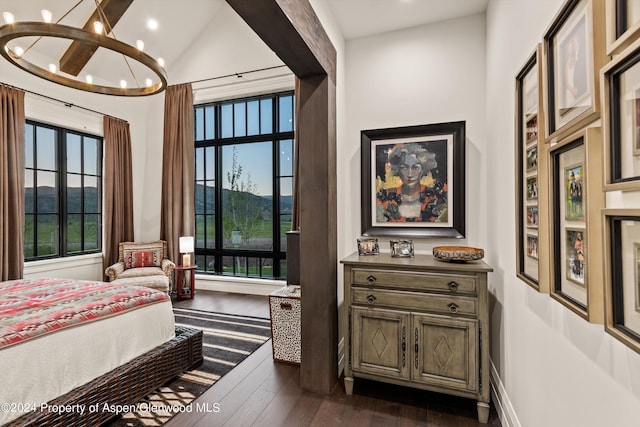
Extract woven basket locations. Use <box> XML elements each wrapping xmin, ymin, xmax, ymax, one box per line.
<box><xmin>432</xmin><ymin>246</ymin><xmax>484</xmax><ymax>262</ymax></box>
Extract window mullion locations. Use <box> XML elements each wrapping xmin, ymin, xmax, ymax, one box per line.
<box><xmin>59</xmin><ymin>129</ymin><xmax>66</xmax><ymax>257</ymax></box>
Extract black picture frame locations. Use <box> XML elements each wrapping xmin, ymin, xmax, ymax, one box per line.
<box><xmin>543</xmin><ymin>0</ymin><xmax>602</xmax><ymax>141</ymax></box>
<box><xmin>552</xmin><ymin>136</ymin><xmax>588</xmax><ymax>314</ymax></box>
<box><xmin>360</xmin><ymin>121</ymin><xmax>465</xmax><ymax>239</ymax></box>
<box><xmin>604</xmin><ymin>45</ymin><xmax>640</xmax><ymax>187</ymax></box>
<box><xmin>606</xmin><ymin>213</ymin><xmax>640</xmax><ymax>353</ymax></box>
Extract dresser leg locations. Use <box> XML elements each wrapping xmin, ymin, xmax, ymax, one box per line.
<box><xmin>344</xmin><ymin>376</ymin><xmax>354</xmax><ymax>395</ymax></box>
<box><xmin>477</xmin><ymin>401</ymin><xmax>490</xmax><ymax>424</ymax></box>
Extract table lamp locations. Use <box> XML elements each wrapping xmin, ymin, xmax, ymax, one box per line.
<box><xmin>179</xmin><ymin>236</ymin><xmax>194</xmax><ymax>266</ymax></box>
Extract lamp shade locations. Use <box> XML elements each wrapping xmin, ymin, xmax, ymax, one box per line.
<box><xmin>179</xmin><ymin>236</ymin><xmax>194</xmax><ymax>253</ymax></box>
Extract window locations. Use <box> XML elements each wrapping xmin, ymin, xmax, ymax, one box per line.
<box><xmin>194</xmin><ymin>91</ymin><xmax>294</xmax><ymax>279</ymax></box>
<box><xmin>24</xmin><ymin>121</ymin><xmax>102</xmax><ymax>260</ymax></box>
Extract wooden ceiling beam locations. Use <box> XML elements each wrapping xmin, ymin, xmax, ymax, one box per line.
<box><xmin>59</xmin><ymin>0</ymin><xmax>135</xmax><ymax>76</ymax></box>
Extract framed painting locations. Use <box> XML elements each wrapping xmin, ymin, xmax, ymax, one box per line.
<box><xmin>603</xmin><ymin>210</ymin><xmax>640</xmax><ymax>353</ymax></box>
<box><xmin>543</xmin><ymin>0</ymin><xmax>605</xmax><ymax>141</ymax></box>
<box><xmin>360</xmin><ymin>121</ymin><xmax>465</xmax><ymax>238</ymax></box>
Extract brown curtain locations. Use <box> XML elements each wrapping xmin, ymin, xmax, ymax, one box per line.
<box><xmin>0</xmin><ymin>84</ymin><xmax>25</xmax><ymax>281</ymax></box>
<box><xmin>103</xmin><ymin>116</ymin><xmax>134</xmax><ymax>273</ymax></box>
<box><xmin>160</xmin><ymin>83</ymin><xmax>195</xmax><ymax>264</ymax></box>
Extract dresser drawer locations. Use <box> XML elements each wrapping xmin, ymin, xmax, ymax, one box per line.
<box><xmin>352</xmin><ymin>287</ymin><xmax>477</xmax><ymax>317</ymax></box>
<box><xmin>352</xmin><ymin>268</ymin><xmax>477</xmax><ymax>294</ymax></box>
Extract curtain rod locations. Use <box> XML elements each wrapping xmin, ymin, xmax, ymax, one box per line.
<box><xmin>186</xmin><ymin>65</ymin><xmax>290</xmax><ymax>86</ymax></box>
<box><xmin>1</xmin><ymin>81</ymin><xmax>126</xmax><ymax>121</ymax></box>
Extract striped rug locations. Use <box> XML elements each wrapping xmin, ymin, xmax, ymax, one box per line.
<box><xmin>107</xmin><ymin>308</ymin><xmax>271</xmax><ymax>426</ymax></box>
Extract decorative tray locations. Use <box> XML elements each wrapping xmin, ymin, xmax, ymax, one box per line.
<box><xmin>432</xmin><ymin>246</ymin><xmax>484</xmax><ymax>262</ymax></box>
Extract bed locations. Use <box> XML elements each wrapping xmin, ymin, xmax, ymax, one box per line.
<box><xmin>0</xmin><ymin>278</ymin><xmax>202</xmax><ymax>426</ymax></box>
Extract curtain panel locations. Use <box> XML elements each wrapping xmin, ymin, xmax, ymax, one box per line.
<box><xmin>160</xmin><ymin>83</ymin><xmax>195</xmax><ymax>265</ymax></box>
<box><xmin>103</xmin><ymin>116</ymin><xmax>134</xmax><ymax>273</ymax></box>
<box><xmin>0</xmin><ymin>84</ymin><xmax>25</xmax><ymax>281</ymax></box>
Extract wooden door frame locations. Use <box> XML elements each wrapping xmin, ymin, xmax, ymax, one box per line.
<box><xmin>226</xmin><ymin>0</ymin><xmax>338</xmax><ymax>394</ymax></box>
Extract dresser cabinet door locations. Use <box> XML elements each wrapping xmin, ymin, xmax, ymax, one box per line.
<box><xmin>412</xmin><ymin>314</ymin><xmax>479</xmax><ymax>392</ymax></box>
<box><xmin>351</xmin><ymin>306</ymin><xmax>409</xmax><ymax>380</ymax></box>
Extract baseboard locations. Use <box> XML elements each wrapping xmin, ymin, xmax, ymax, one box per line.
<box><xmin>195</xmin><ymin>275</ymin><xmax>284</xmax><ymax>296</ymax></box>
<box><xmin>490</xmin><ymin>359</ymin><xmax>520</xmax><ymax>427</ymax></box>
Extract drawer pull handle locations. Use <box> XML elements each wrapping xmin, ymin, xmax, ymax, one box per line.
<box><xmin>447</xmin><ymin>302</ymin><xmax>459</xmax><ymax>314</ymax></box>
<box><xmin>367</xmin><ymin>275</ymin><xmax>377</xmax><ymax>285</ymax></box>
<box><xmin>448</xmin><ymin>281</ymin><xmax>459</xmax><ymax>292</ymax></box>
<box><xmin>280</xmin><ymin>302</ymin><xmax>292</xmax><ymax>310</ymax></box>
<box><xmin>366</xmin><ymin>294</ymin><xmax>377</xmax><ymax>304</ymax></box>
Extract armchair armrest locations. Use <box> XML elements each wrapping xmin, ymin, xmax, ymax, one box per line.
<box><xmin>161</xmin><ymin>258</ymin><xmax>176</xmax><ymax>281</ymax></box>
<box><xmin>105</xmin><ymin>261</ymin><xmax>126</xmax><ymax>282</ymax></box>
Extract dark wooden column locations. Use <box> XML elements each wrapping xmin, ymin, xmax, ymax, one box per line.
<box><xmin>225</xmin><ymin>0</ymin><xmax>338</xmax><ymax>394</ymax></box>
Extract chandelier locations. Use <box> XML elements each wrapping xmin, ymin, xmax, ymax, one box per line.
<box><xmin>0</xmin><ymin>0</ymin><xmax>167</xmax><ymax>96</ymax></box>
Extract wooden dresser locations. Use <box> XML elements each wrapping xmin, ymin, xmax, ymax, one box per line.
<box><xmin>341</xmin><ymin>252</ymin><xmax>493</xmax><ymax>423</ymax></box>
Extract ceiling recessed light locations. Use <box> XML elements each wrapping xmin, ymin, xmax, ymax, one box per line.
<box><xmin>147</xmin><ymin>18</ymin><xmax>158</xmax><ymax>30</ymax></box>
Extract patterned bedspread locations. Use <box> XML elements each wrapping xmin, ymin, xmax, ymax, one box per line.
<box><xmin>0</xmin><ymin>278</ymin><xmax>169</xmax><ymax>349</ymax></box>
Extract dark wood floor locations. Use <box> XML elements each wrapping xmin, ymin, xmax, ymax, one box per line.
<box><xmin>168</xmin><ymin>290</ymin><xmax>502</xmax><ymax>427</ymax></box>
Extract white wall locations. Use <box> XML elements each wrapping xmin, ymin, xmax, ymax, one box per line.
<box><xmin>486</xmin><ymin>1</ymin><xmax>640</xmax><ymax>427</ymax></box>
<box><xmin>136</xmin><ymin>2</ymin><xmax>286</xmax><ymax>243</ymax></box>
<box><xmin>342</xmin><ymin>14</ymin><xmax>488</xmax><ymax>259</ymax></box>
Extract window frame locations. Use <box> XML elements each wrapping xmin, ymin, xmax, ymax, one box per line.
<box><xmin>24</xmin><ymin>120</ymin><xmax>103</xmax><ymax>261</ymax></box>
<box><xmin>194</xmin><ymin>91</ymin><xmax>294</xmax><ymax>280</ymax></box>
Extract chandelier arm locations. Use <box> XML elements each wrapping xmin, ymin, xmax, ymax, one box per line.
<box><xmin>93</xmin><ymin>0</ymin><xmax>140</xmax><ymax>87</ymax></box>
<box><xmin>21</xmin><ymin>0</ymin><xmax>86</xmax><ymax>58</ymax></box>
<box><xmin>0</xmin><ymin>22</ymin><xmax>166</xmax><ymax>96</ymax></box>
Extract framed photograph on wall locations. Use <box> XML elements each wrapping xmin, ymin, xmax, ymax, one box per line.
<box><xmin>603</xmin><ymin>210</ymin><xmax>640</xmax><ymax>353</ymax></box>
<box><xmin>527</xmin><ymin>146</ymin><xmax>538</xmax><ymax>171</ymax></box>
<box><xmin>550</xmin><ymin>127</ymin><xmax>604</xmax><ymax>322</ymax></box>
<box><xmin>605</xmin><ymin>0</ymin><xmax>640</xmax><ymax>56</ymax></box>
<box><xmin>565</xmin><ymin>163</ymin><xmax>584</xmax><ymax>220</ymax></box>
<box><xmin>565</xmin><ymin>227</ymin><xmax>586</xmax><ymax>286</ymax></box>
<box><xmin>515</xmin><ymin>45</ymin><xmax>544</xmax><ymax>290</ymax></box>
<box><xmin>543</xmin><ymin>0</ymin><xmax>605</xmax><ymax>141</ymax></box>
<box><xmin>527</xmin><ymin>234</ymin><xmax>539</xmax><ymax>260</ymax></box>
<box><xmin>602</xmin><ymin>39</ymin><xmax>640</xmax><ymax>190</ymax></box>
<box><xmin>527</xmin><ymin>206</ymin><xmax>539</xmax><ymax>228</ymax></box>
<box><xmin>360</xmin><ymin>121</ymin><xmax>465</xmax><ymax>238</ymax></box>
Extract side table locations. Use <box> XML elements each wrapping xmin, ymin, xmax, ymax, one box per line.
<box><xmin>175</xmin><ymin>265</ymin><xmax>197</xmax><ymax>300</ymax></box>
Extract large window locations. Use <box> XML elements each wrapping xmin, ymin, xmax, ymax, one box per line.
<box><xmin>194</xmin><ymin>91</ymin><xmax>294</xmax><ymax>279</ymax></box>
<box><xmin>24</xmin><ymin>121</ymin><xmax>102</xmax><ymax>260</ymax></box>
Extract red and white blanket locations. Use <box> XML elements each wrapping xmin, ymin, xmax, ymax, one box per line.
<box><xmin>0</xmin><ymin>278</ymin><xmax>169</xmax><ymax>349</ymax></box>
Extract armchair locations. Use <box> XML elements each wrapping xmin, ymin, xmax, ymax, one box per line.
<box><xmin>105</xmin><ymin>240</ymin><xmax>175</xmax><ymax>293</ymax></box>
